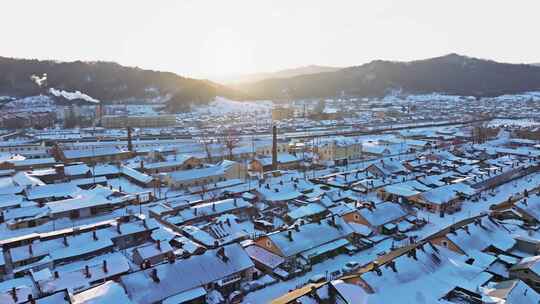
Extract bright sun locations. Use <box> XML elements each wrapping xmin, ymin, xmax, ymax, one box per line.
<box><xmin>200</xmin><ymin>28</ymin><xmax>255</xmax><ymax>77</ymax></box>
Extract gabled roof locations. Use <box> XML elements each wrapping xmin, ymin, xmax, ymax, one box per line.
<box><xmin>358</xmin><ymin>244</ymin><xmax>492</xmax><ymax>303</ymax></box>
<box><xmin>514</xmin><ymin>196</ymin><xmax>540</xmax><ymax>220</ymax></box>
<box><xmin>121</xmin><ymin>166</ymin><xmax>153</xmax><ymax>184</ymax></box>
<box><xmin>64</xmin><ymin>163</ymin><xmax>91</xmax><ymax>176</ymax></box>
<box><xmin>121</xmin><ymin>243</ymin><xmax>253</xmax><ymax>304</ymax></box>
<box><xmin>511</xmin><ymin>255</ymin><xmax>540</xmax><ymax>274</ymax></box>
<box><xmin>168</xmin><ymin>166</ymin><xmax>225</xmax><ymax>182</ymax></box>
<box><xmin>245</xmin><ymin>245</ymin><xmax>285</xmax><ymax>270</ymax></box>
<box><xmin>266</xmin><ymin>216</ymin><xmax>352</xmax><ymax>257</ymax></box>
<box><xmin>12</xmin><ymin>172</ymin><xmax>44</xmax><ymax>187</ymax></box>
<box><xmin>358</xmin><ymin>202</ymin><xmax>408</xmax><ymax>227</ymax></box>
<box><xmin>368</xmin><ymin>160</ymin><xmax>408</xmax><ymax>176</ymax></box>
<box><xmin>446</xmin><ymin>218</ymin><xmax>515</xmax><ymax>254</ymax></box>
<box><xmin>167</xmin><ymin>198</ymin><xmax>252</xmax><ymax>225</ymax></box>
<box><xmin>254</xmin><ymin>153</ymin><xmax>300</xmax><ymax>166</ymax></box>
<box><xmin>62</xmin><ymin>146</ymin><xmax>129</xmax><ymax>159</ymax></box>
<box><xmin>421</xmin><ymin>183</ymin><xmax>476</xmax><ymax>205</ymax></box>
<box><xmin>25</xmin><ymin>182</ymin><xmax>81</xmax><ymax>201</ymax></box>
<box><xmin>72</xmin><ymin>281</ymin><xmax>133</xmax><ymax>304</ymax></box>
<box><xmin>286</xmin><ymin>203</ymin><xmax>327</xmax><ymax>221</ymax></box>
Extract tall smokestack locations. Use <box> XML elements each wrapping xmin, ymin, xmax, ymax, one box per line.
<box><xmin>272</xmin><ymin>125</ymin><xmax>278</xmax><ymax>170</ymax></box>
<box><xmin>127</xmin><ymin>126</ymin><xmax>133</xmax><ymax>152</ymax></box>
<box><xmin>96</xmin><ymin>104</ymin><xmax>104</xmax><ymax>126</ymax></box>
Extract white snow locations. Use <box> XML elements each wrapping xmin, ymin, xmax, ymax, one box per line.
<box><xmin>73</xmin><ymin>281</ymin><xmax>133</xmax><ymax>304</ymax></box>
<box><xmin>194</xmin><ymin>96</ymin><xmax>272</xmax><ymax>114</ymax></box>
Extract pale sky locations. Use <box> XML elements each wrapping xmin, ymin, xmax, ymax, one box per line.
<box><xmin>2</xmin><ymin>0</ymin><xmax>539</xmax><ymax>79</ymax></box>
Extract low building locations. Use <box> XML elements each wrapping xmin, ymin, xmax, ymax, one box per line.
<box><xmin>53</xmin><ymin>145</ymin><xmax>133</xmax><ymax>164</ymax></box>
<box><xmin>250</xmin><ymin>154</ymin><xmax>300</xmax><ymax>173</ymax></box>
<box><xmin>366</xmin><ymin>159</ymin><xmax>408</xmax><ymax>177</ymax></box>
<box><xmin>101</xmin><ymin>114</ymin><xmax>177</xmax><ymax>128</ymax></box>
<box><xmin>0</xmin><ymin>157</ymin><xmax>58</xmax><ymax>171</ymax></box>
<box><xmin>36</xmin><ymin>253</ymin><xmax>130</xmax><ymax>295</ymax></box>
<box><xmin>410</xmin><ymin>183</ymin><xmax>476</xmax><ymax>213</ymax></box>
<box><xmin>136</xmin><ymin>155</ymin><xmax>202</xmax><ymax>174</ymax></box>
<box><xmin>316</xmin><ymin>138</ymin><xmax>362</xmax><ymax>164</ymax></box>
<box><xmin>255</xmin><ymin>216</ymin><xmax>353</xmax><ymax>269</ymax></box>
<box><xmin>163</xmin><ymin>198</ymin><xmax>254</xmax><ymax>226</ymax></box>
<box><xmin>132</xmin><ymin>240</ymin><xmax>174</xmax><ymax>266</ymax></box>
<box><xmin>165</xmin><ymin>161</ymin><xmax>246</xmax><ymax>189</ymax></box>
<box><xmin>355</xmin><ymin>202</ymin><xmax>410</xmax><ymax>234</ymax></box>
<box><xmin>510</xmin><ymin>256</ymin><xmax>540</xmax><ymax>292</ymax></box>
<box><xmin>120</xmin><ymin>243</ymin><xmax>255</xmax><ymax>303</ymax></box>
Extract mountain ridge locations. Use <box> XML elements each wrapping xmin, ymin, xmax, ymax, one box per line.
<box><xmin>236</xmin><ymin>54</ymin><xmax>540</xmax><ymax>99</ymax></box>
<box><xmin>216</xmin><ymin>65</ymin><xmax>342</xmax><ymax>85</ymax></box>
<box><xmin>0</xmin><ymin>56</ymin><xmax>245</xmax><ymax>111</ymax></box>
<box><xmin>3</xmin><ymin>54</ymin><xmax>540</xmax><ymax>107</ymax></box>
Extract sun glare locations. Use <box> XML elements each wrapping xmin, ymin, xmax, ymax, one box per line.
<box><xmin>200</xmin><ymin>28</ymin><xmax>255</xmax><ymax>78</ymax></box>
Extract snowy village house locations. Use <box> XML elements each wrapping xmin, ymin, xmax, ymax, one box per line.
<box><xmin>358</xmin><ymin>202</ymin><xmax>411</xmax><ymax>234</ymax></box>
<box><xmin>315</xmin><ymin>138</ymin><xmax>362</xmax><ymax>165</ymax></box>
<box><xmin>510</xmin><ymin>256</ymin><xmax>540</xmax><ymax>293</ymax></box>
<box><xmin>254</xmin><ymin>216</ymin><xmax>353</xmax><ymax>271</ymax></box>
<box><xmin>52</xmin><ymin>145</ymin><xmax>134</xmax><ymax>164</ymax></box>
<box><xmin>136</xmin><ymin>154</ymin><xmax>202</xmax><ymax>174</ymax></box>
<box><xmin>249</xmin><ymin>153</ymin><xmax>300</xmax><ymax>173</ymax></box>
<box><xmin>164</xmin><ymin>160</ymin><xmax>246</xmax><ymax>189</ymax></box>
<box><xmin>120</xmin><ymin>243</ymin><xmax>254</xmax><ymax>304</ymax></box>
<box><xmin>409</xmin><ymin>182</ymin><xmax>476</xmax><ymax>213</ymax></box>
<box><xmin>366</xmin><ymin>159</ymin><xmax>409</xmax><ymax>178</ymax></box>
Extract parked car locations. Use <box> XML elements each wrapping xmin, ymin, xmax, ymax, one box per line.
<box><xmin>330</xmin><ymin>269</ymin><xmax>342</xmax><ymax>278</ymax></box>
<box><xmin>308</xmin><ymin>274</ymin><xmax>326</xmax><ymax>284</ymax></box>
<box><xmin>229</xmin><ymin>291</ymin><xmax>244</xmax><ymax>304</ymax></box>
<box><xmin>342</xmin><ymin>261</ymin><xmax>361</xmax><ymax>273</ymax></box>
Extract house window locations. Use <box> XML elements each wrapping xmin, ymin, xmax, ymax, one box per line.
<box><xmin>266</xmin><ymin>240</ymin><xmax>272</xmax><ymax>248</ymax></box>
<box><xmin>354</xmin><ymin>214</ymin><xmax>360</xmax><ymax>220</ymax></box>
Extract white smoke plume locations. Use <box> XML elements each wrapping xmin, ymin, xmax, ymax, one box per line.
<box><xmin>49</xmin><ymin>88</ymin><xmax>100</xmax><ymax>104</ymax></box>
<box><xmin>30</xmin><ymin>73</ymin><xmax>47</xmax><ymax>87</ymax></box>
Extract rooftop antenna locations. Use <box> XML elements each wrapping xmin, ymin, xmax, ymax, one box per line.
<box><xmin>127</xmin><ymin>126</ymin><xmax>133</xmax><ymax>152</ymax></box>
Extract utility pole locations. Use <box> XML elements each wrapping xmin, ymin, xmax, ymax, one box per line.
<box><xmin>312</xmin><ymin>136</ymin><xmax>317</xmax><ymax>179</ymax></box>
<box><xmin>127</xmin><ymin>126</ymin><xmax>133</xmax><ymax>153</ymax></box>
<box><xmin>272</xmin><ymin>125</ymin><xmax>278</xmax><ymax>171</ymax></box>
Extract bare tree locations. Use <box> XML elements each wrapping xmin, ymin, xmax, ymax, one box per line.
<box><xmin>220</xmin><ymin>129</ymin><xmax>239</xmax><ymax>161</ymax></box>
<box><xmin>200</xmin><ymin>133</ymin><xmax>213</xmax><ymax>163</ymax></box>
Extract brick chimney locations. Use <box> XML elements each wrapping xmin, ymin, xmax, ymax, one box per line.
<box><xmin>54</xmin><ymin>164</ymin><xmax>65</xmax><ymax>178</ymax></box>
<box><xmin>150</xmin><ymin>268</ymin><xmax>160</xmax><ymax>283</ymax></box>
<box><xmin>85</xmin><ymin>265</ymin><xmax>91</xmax><ymax>278</ymax></box>
<box><xmin>272</xmin><ymin>125</ymin><xmax>278</xmax><ymax>170</ymax></box>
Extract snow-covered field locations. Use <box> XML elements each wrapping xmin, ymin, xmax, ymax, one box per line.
<box><xmin>194</xmin><ymin>96</ymin><xmax>273</xmax><ymax>114</ymax></box>
<box><xmin>383</xmin><ymin>92</ymin><xmax>474</xmax><ymax>103</ymax></box>
<box><xmin>488</xmin><ymin>118</ymin><xmax>540</xmax><ymax>128</ymax></box>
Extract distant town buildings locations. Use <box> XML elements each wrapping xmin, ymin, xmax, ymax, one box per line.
<box><xmin>101</xmin><ymin>114</ymin><xmax>177</xmax><ymax>128</ymax></box>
